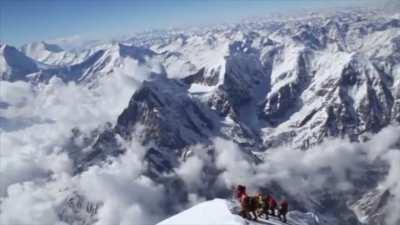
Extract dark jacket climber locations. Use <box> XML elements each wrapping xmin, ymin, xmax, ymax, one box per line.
<box><xmin>278</xmin><ymin>200</ymin><xmax>288</xmax><ymax>223</ymax></box>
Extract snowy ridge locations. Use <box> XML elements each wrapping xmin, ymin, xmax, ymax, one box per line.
<box><xmin>21</xmin><ymin>41</ymin><xmax>93</xmax><ymax>66</ymax></box>
<box><xmin>157</xmin><ymin>199</ymin><xmax>319</xmax><ymax>225</ymax></box>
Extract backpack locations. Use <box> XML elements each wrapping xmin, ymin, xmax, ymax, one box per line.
<box><xmin>280</xmin><ymin>201</ymin><xmax>288</xmax><ymax>211</ymax></box>
<box><xmin>270</xmin><ymin>198</ymin><xmax>277</xmax><ymax>208</ymax></box>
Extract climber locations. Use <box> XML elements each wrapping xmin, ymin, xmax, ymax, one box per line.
<box><xmin>236</xmin><ymin>185</ymin><xmax>259</xmax><ymax>221</ymax></box>
<box><xmin>236</xmin><ymin>185</ymin><xmax>249</xmax><ymax>219</ymax></box>
<box><xmin>236</xmin><ymin>184</ymin><xmax>247</xmax><ymax>199</ymax></box>
<box><xmin>267</xmin><ymin>194</ymin><xmax>277</xmax><ymax>216</ymax></box>
<box><xmin>278</xmin><ymin>199</ymin><xmax>289</xmax><ymax>223</ymax></box>
<box><xmin>256</xmin><ymin>192</ymin><xmax>269</xmax><ymax>220</ymax></box>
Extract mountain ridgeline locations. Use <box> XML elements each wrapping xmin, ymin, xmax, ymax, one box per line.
<box><xmin>74</xmin><ymin>9</ymin><xmax>400</xmax><ymax>171</ymax></box>
<box><xmin>1</xmin><ymin>8</ymin><xmax>400</xmax><ymax>225</ymax></box>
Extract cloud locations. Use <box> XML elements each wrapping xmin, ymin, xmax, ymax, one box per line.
<box><xmin>75</xmin><ymin>140</ymin><xmax>166</xmax><ymax>225</ymax></box>
<box><xmin>151</xmin><ymin>126</ymin><xmax>400</xmax><ymax>224</ymax></box>
<box><xmin>210</xmin><ymin>126</ymin><xmax>400</xmax><ymax>224</ymax></box>
<box><xmin>1</xmin><ymin>72</ymin><xmax>400</xmax><ymax>225</ymax></box>
<box><xmin>0</xmin><ymin>69</ymin><xmax>140</xmax><ymax>224</ymax></box>
<box><xmin>381</xmin><ymin>150</ymin><xmax>400</xmax><ymax>225</ymax></box>
<box><xmin>0</xmin><ymin>132</ymin><xmax>169</xmax><ymax>225</ymax></box>
<box><xmin>0</xmin><ymin>181</ymin><xmax>68</xmax><ymax>225</ymax></box>
<box><xmin>176</xmin><ymin>153</ymin><xmax>204</xmax><ymax>191</ymax></box>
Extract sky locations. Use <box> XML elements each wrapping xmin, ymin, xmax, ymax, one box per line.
<box><xmin>0</xmin><ymin>0</ymin><xmax>382</xmax><ymax>46</ymax></box>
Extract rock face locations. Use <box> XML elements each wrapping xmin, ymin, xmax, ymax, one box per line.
<box><xmin>116</xmin><ymin>79</ymin><xmax>214</xmax><ymax>147</ymax></box>
<box><xmin>57</xmin><ymin>193</ymin><xmax>101</xmax><ymax>225</ymax></box>
<box><xmin>351</xmin><ymin>189</ymin><xmax>399</xmax><ymax>225</ymax></box>
<box><xmin>80</xmin><ymin>76</ymin><xmax>218</xmax><ymax>173</ymax></box>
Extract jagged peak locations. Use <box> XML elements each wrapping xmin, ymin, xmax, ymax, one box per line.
<box><xmin>118</xmin><ymin>43</ymin><xmax>156</xmax><ymax>59</ymax></box>
<box><xmin>0</xmin><ymin>43</ymin><xmax>36</xmax><ymax>62</ymax></box>
<box><xmin>100</xmin><ymin>42</ymin><xmax>157</xmax><ymax>63</ymax></box>
<box><xmin>0</xmin><ymin>43</ymin><xmax>39</xmax><ymax>81</ymax></box>
<box><xmin>22</xmin><ymin>41</ymin><xmax>64</xmax><ymax>53</ymax></box>
<box><xmin>131</xmin><ymin>77</ymin><xmax>185</xmax><ymax>104</ymax></box>
<box><xmin>0</xmin><ymin>43</ymin><xmax>17</xmax><ymax>53</ymax></box>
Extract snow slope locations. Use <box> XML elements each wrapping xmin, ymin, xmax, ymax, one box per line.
<box><xmin>157</xmin><ymin>199</ymin><xmax>245</xmax><ymax>225</ymax></box>
<box><xmin>21</xmin><ymin>41</ymin><xmax>92</xmax><ymax>66</ymax></box>
<box><xmin>158</xmin><ymin>199</ymin><xmax>320</xmax><ymax>225</ymax></box>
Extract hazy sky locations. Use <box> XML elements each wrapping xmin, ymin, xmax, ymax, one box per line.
<box><xmin>0</xmin><ymin>0</ymin><xmax>382</xmax><ymax>46</ymax></box>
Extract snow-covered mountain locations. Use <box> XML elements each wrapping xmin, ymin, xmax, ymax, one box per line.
<box><xmin>70</xmin><ymin>8</ymin><xmax>400</xmax><ymax>170</ymax></box>
<box><xmin>6</xmin><ymin>8</ymin><xmax>399</xmax><ymax>150</ymax></box>
<box><xmin>21</xmin><ymin>41</ymin><xmax>92</xmax><ymax>66</ymax></box>
<box><xmin>18</xmin><ymin>42</ymin><xmax>162</xmax><ymax>85</ymax></box>
<box><xmin>1</xmin><ymin>7</ymin><xmax>400</xmax><ymax>225</ymax></box>
<box><xmin>0</xmin><ymin>43</ymin><xmax>39</xmax><ymax>81</ymax></box>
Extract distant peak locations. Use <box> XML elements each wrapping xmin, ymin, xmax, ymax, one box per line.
<box><xmin>25</xmin><ymin>41</ymin><xmax>64</xmax><ymax>53</ymax></box>
<box><xmin>41</xmin><ymin>41</ymin><xmax>64</xmax><ymax>52</ymax></box>
<box><xmin>0</xmin><ymin>43</ymin><xmax>17</xmax><ymax>53</ymax></box>
<box><xmin>104</xmin><ymin>42</ymin><xmax>157</xmax><ymax>62</ymax></box>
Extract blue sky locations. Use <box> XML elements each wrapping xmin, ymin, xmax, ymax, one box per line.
<box><xmin>1</xmin><ymin>0</ymin><xmax>380</xmax><ymax>46</ymax></box>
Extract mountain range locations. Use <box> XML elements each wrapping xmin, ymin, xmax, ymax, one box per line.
<box><xmin>1</xmin><ymin>7</ymin><xmax>400</xmax><ymax>225</ymax></box>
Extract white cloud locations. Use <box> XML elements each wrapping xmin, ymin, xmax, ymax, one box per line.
<box><xmin>0</xmin><ymin>181</ymin><xmax>68</xmax><ymax>225</ymax></box>
<box><xmin>210</xmin><ymin>126</ymin><xmax>400</xmax><ymax>224</ymax></box>
<box><xmin>1</xmin><ymin>74</ymin><xmax>400</xmax><ymax>225</ymax></box>
<box><xmin>76</xmin><ymin>143</ymin><xmax>166</xmax><ymax>225</ymax></box>
<box><xmin>0</xmin><ymin>70</ymin><xmax>140</xmax><ymax>224</ymax></box>
<box><xmin>214</xmin><ymin>137</ymin><xmax>255</xmax><ymax>190</ymax></box>
<box><xmin>176</xmin><ymin>154</ymin><xmax>204</xmax><ymax>191</ymax></box>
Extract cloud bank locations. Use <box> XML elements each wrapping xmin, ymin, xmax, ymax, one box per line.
<box><xmin>1</xmin><ymin>75</ymin><xmax>399</xmax><ymax>225</ymax></box>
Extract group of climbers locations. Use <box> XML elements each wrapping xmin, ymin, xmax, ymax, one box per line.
<box><xmin>235</xmin><ymin>185</ymin><xmax>289</xmax><ymax>223</ymax></box>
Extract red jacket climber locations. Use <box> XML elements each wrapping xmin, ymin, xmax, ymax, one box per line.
<box><xmin>280</xmin><ymin>200</ymin><xmax>288</xmax><ymax>212</ymax></box>
<box><xmin>266</xmin><ymin>195</ymin><xmax>277</xmax><ymax>216</ymax></box>
<box><xmin>235</xmin><ymin>185</ymin><xmax>258</xmax><ymax>220</ymax></box>
<box><xmin>236</xmin><ymin>185</ymin><xmax>247</xmax><ymax>199</ymax></box>
<box><xmin>269</xmin><ymin>196</ymin><xmax>277</xmax><ymax>209</ymax></box>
